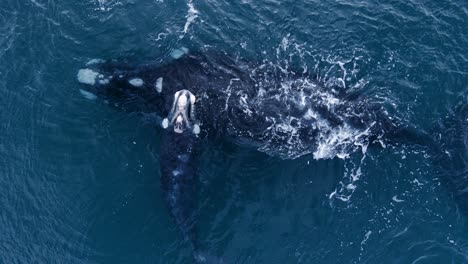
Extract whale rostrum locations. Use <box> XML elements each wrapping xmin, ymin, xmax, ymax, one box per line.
<box><xmin>162</xmin><ymin>89</ymin><xmax>200</xmax><ymax>134</ymax></box>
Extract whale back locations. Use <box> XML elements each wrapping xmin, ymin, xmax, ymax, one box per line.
<box><xmin>78</xmin><ymin>52</ymin><xmax>397</xmax><ymax>160</ymax></box>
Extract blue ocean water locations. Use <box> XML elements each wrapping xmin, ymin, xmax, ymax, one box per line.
<box><xmin>0</xmin><ymin>0</ymin><xmax>467</xmax><ymax>263</ymax></box>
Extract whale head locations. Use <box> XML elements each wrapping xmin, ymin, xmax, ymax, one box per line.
<box><xmin>162</xmin><ymin>89</ymin><xmax>200</xmax><ymax>135</ymax></box>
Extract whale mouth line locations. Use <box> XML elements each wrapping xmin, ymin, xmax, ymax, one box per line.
<box><xmin>162</xmin><ymin>89</ymin><xmax>200</xmax><ymax>134</ymax></box>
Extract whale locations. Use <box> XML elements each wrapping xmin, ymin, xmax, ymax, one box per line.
<box><xmin>77</xmin><ymin>50</ymin><xmax>467</xmax><ymax>262</ymax></box>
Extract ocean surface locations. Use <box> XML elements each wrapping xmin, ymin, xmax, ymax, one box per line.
<box><xmin>0</xmin><ymin>0</ymin><xmax>467</xmax><ymax>263</ymax></box>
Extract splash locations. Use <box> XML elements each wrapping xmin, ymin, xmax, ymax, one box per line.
<box><xmin>222</xmin><ymin>36</ymin><xmax>393</xmax><ymax>204</ymax></box>
<box><xmin>224</xmin><ymin>36</ymin><xmax>377</xmax><ymax>161</ymax></box>
<box><xmin>95</xmin><ymin>0</ymin><xmax>111</xmax><ymax>11</ymax></box>
<box><xmin>329</xmin><ymin>152</ymin><xmax>368</xmax><ymax>202</ymax></box>
<box><xmin>183</xmin><ymin>0</ymin><xmax>199</xmax><ymax>34</ymax></box>
<box><xmin>313</xmin><ymin>123</ymin><xmax>374</xmax><ymax>160</ymax></box>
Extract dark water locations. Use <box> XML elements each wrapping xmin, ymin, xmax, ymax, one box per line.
<box><xmin>1</xmin><ymin>0</ymin><xmax>467</xmax><ymax>263</ymax></box>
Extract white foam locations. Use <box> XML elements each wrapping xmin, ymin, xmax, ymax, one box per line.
<box><xmin>155</xmin><ymin>77</ymin><xmax>163</xmax><ymax>93</ymax></box>
<box><xmin>303</xmin><ymin>109</ymin><xmax>316</xmax><ymax>120</ymax></box>
<box><xmin>77</xmin><ymin>69</ymin><xmax>99</xmax><ymax>85</ymax></box>
<box><xmin>313</xmin><ymin>123</ymin><xmax>371</xmax><ymax>160</ymax></box>
<box><xmin>79</xmin><ymin>89</ymin><xmax>97</xmax><ymax>100</ymax></box>
<box><xmin>361</xmin><ymin>231</ymin><xmax>372</xmax><ymax>246</ymax></box>
<box><xmin>129</xmin><ymin>78</ymin><xmax>144</xmax><ymax>87</ymax></box>
<box><xmin>183</xmin><ymin>0</ymin><xmax>199</xmax><ymax>33</ymax></box>
<box><xmin>171</xmin><ymin>47</ymin><xmax>189</xmax><ymax>59</ymax></box>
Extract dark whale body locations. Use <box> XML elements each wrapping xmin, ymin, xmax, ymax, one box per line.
<box><xmin>77</xmin><ymin>51</ymin><xmax>467</xmax><ymax>262</ymax></box>
<box><xmin>80</xmin><ymin>52</ymin><xmax>410</xmax><ymax>158</ymax></box>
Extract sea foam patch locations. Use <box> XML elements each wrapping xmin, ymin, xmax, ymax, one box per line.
<box><xmin>77</xmin><ymin>69</ymin><xmax>99</xmax><ymax>85</ymax></box>
<box><xmin>183</xmin><ymin>0</ymin><xmax>199</xmax><ymax>33</ymax></box>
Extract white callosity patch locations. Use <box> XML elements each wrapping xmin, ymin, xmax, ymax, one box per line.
<box><xmin>193</xmin><ymin>124</ymin><xmax>200</xmax><ymax>134</ymax></box>
<box><xmin>155</xmin><ymin>77</ymin><xmax>163</xmax><ymax>93</ymax></box>
<box><xmin>162</xmin><ymin>118</ymin><xmax>169</xmax><ymax>128</ymax></box>
<box><xmin>77</xmin><ymin>69</ymin><xmax>99</xmax><ymax>85</ymax></box>
<box><xmin>77</xmin><ymin>68</ymin><xmax>111</xmax><ymax>86</ymax></box>
<box><xmin>99</xmin><ymin>79</ymin><xmax>109</xmax><ymax>85</ymax></box>
<box><xmin>129</xmin><ymin>78</ymin><xmax>144</xmax><ymax>87</ymax></box>
<box><xmin>171</xmin><ymin>47</ymin><xmax>189</xmax><ymax>59</ymax></box>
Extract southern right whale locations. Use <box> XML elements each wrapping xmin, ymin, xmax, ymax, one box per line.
<box><xmin>77</xmin><ymin>50</ymin><xmax>468</xmax><ymax>262</ymax></box>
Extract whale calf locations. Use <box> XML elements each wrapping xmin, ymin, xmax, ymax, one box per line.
<box><xmin>77</xmin><ymin>50</ymin><xmax>467</xmax><ymax>261</ymax></box>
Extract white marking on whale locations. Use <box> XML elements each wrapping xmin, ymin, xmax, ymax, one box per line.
<box><xmin>171</xmin><ymin>47</ymin><xmax>189</xmax><ymax>59</ymax></box>
<box><xmin>162</xmin><ymin>118</ymin><xmax>169</xmax><ymax>128</ymax></box>
<box><xmin>155</xmin><ymin>77</ymin><xmax>163</xmax><ymax>93</ymax></box>
<box><xmin>193</xmin><ymin>124</ymin><xmax>200</xmax><ymax>134</ymax></box>
<box><xmin>129</xmin><ymin>78</ymin><xmax>144</xmax><ymax>87</ymax></box>
<box><xmin>77</xmin><ymin>69</ymin><xmax>99</xmax><ymax>85</ymax></box>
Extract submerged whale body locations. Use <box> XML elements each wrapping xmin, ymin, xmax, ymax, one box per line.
<box><xmin>77</xmin><ymin>50</ymin><xmax>467</xmax><ymax>261</ymax></box>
